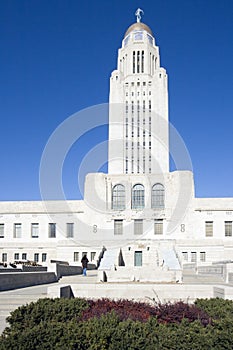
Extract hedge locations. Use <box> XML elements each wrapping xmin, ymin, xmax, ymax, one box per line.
<box><xmin>1</xmin><ymin>297</ymin><xmax>233</xmax><ymax>349</ymax></box>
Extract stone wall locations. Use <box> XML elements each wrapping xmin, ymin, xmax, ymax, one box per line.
<box><xmin>0</xmin><ymin>272</ymin><xmax>57</xmax><ymax>291</ymax></box>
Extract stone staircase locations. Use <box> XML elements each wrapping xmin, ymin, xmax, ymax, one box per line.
<box><xmin>98</xmin><ymin>249</ymin><xmax>119</xmax><ymax>270</ymax></box>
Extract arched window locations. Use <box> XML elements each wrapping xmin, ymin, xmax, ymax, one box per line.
<box><xmin>112</xmin><ymin>184</ymin><xmax>125</xmax><ymax>210</ymax></box>
<box><xmin>132</xmin><ymin>184</ymin><xmax>145</xmax><ymax>209</ymax></box>
<box><xmin>152</xmin><ymin>183</ymin><xmax>165</xmax><ymax>209</ymax></box>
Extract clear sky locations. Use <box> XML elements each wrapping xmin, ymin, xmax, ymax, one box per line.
<box><xmin>0</xmin><ymin>0</ymin><xmax>233</xmax><ymax>200</ymax></box>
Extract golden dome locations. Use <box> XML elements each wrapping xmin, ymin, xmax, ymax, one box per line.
<box><xmin>124</xmin><ymin>22</ymin><xmax>153</xmax><ymax>38</ymax></box>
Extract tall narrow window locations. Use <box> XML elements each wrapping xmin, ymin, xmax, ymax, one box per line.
<box><xmin>143</xmin><ymin>100</ymin><xmax>145</xmax><ymax>112</ymax></box>
<box><xmin>205</xmin><ymin>221</ymin><xmax>213</xmax><ymax>237</ymax></box>
<box><xmin>137</xmin><ymin>51</ymin><xmax>140</xmax><ymax>73</ymax></box>
<box><xmin>2</xmin><ymin>253</ymin><xmax>7</xmax><ymax>262</ymax></box>
<box><xmin>74</xmin><ymin>252</ymin><xmax>79</xmax><ymax>262</ymax></box>
<box><xmin>141</xmin><ymin>50</ymin><xmax>144</xmax><ymax>73</ymax></box>
<box><xmin>14</xmin><ymin>223</ymin><xmax>22</xmax><ymax>238</ymax></box>
<box><xmin>182</xmin><ymin>252</ymin><xmax>188</xmax><ymax>261</ymax></box>
<box><xmin>42</xmin><ymin>253</ymin><xmax>47</xmax><ymax>262</ymax></box>
<box><xmin>200</xmin><ymin>252</ymin><xmax>206</xmax><ymax>262</ymax></box>
<box><xmin>152</xmin><ymin>184</ymin><xmax>165</xmax><ymax>209</ymax></box>
<box><xmin>49</xmin><ymin>223</ymin><xmax>56</xmax><ymax>238</ymax></box>
<box><xmin>149</xmin><ymin>100</ymin><xmax>151</xmax><ymax>111</ymax></box>
<box><xmin>67</xmin><ymin>223</ymin><xmax>74</xmax><ymax>238</ymax></box>
<box><xmin>132</xmin><ymin>184</ymin><xmax>145</xmax><ymax>209</ymax></box>
<box><xmin>14</xmin><ymin>253</ymin><xmax>19</xmax><ymax>260</ymax></box>
<box><xmin>82</xmin><ymin>252</ymin><xmax>87</xmax><ymax>258</ymax></box>
<box><xmin>191</xmin><ymin>252</ymin><xmax>197</xmax><ymax>263</ymax></box>
<box><xmin>133</xmin><ymin>51</ymin><xmax>135</xmax><ymax>73</ymax></box>
<box><xmin>34</xmin><ymin>253</ymin><xmax>39</xmax><ymax>263</ymax></box>
<box><xmin>112</xmin><ymin>184</ymin><xmax>125</xmax><ymax>210</ymax></box>
<box><xmin>154</xmin><ymin>219</ymin><xmax>163</xmax><ymax>235</ymax></box>
<box><xmin>22</xmin><ymin>253</ymin><xmax>27</xmax><ymax>260</ymax></box>
<box><xmin>225</xmin><ymin>221</ymin><xmax>232</xmax><ymax>237</ymax></box>
<box><xmin>134</xmin><ymin>219</ymin><xmax>143</xmax><ymax>235</ymax></box>
<box><xmin>0</xmin><ymin>224</ymin><xmax>4</xmax><ymax>238</ymax></box>
<box><xmin>91</xmin><ymin>252</ymin><xmax>96</xmax><ymax>261</ymax></box>
<box><xmin>125</xmin><ymin>101</ymin><xmax>128</xmax><ymax>113</ymax></box>
<box><xmin>114</xmin><ymin>219</ymin><xmax>123</xmax><ymax>235</ymax></box>
<box><xmin>31</xmin><ymin>223</ymin><xmax>39</xmax><ymax>238</ymax></box>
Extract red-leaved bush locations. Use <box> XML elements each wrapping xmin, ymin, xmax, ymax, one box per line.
<box><xmin>80</xmin><ymin>298</ymin><xmax>156</xmax><ymax>322</ymax></box>
<box><xmin>79</xmin><ymin>299</ymin><xmax>211</xmax><ymax>326</ymax></box>
<box><xmin>154</xmin><ymin>301</ymin><xmax>211</xmax><ymax>326</ymax></box>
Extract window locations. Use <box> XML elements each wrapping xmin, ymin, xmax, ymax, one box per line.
<box><xmin>225</xmin><ymin>221</ymin><xmax>232</xmax><ymax>237</ymax></box>
<box><xmin>147</xmin><ymin>34</ymin><xmax>153</xmax><ymax>45</ymax></box>
<box><xmin>137</xmin><ymin>51</ymin><xmax>140</xmax><ymax>73</ymax></box>
<box><xmin>141</xmin><ymin>50</ymin><xmax>144</xmax><ymax>73</ymax></box>
<box><xmin>91</xmin><ymin>252</ymin><xmax>96</xmax><ymax>261</ymax></box>
<box><xmin>0</xmin><ymin>224</ymin><xmax>4</xmax><ymax>238</ymax></box>
<box><xmin>205</xmin><ymin>221</ymin><xmax>213</xmax><ymax>237</ymax></box>
<box><xmin>191</xmin><ymin>252</ymin><xmax>197</xmax><ymax>263</ymax></box>
<box><xmin>134</xmin><ymin>251</ymin><xmax>142</xmax><ymax>266</ymax></box>
<box><xmin>67</xmin><ymin>223</ymin><xmax>74</xmax><ymax>238</ymax></box>
<box><xmin>125</xmin><ymin>101</ymin><xmax>128</xmax><ymax>113</ymax></box>
<box><xmin>34</xmin><ymin>253</ymin><xmax>39</xmax><ymax>263</ymax></box>
<box><xmin>2</xmin><ymin>253</ymin><xmax>7</xmax><ymax>262</ymax></box>
<box><xmin>152</xmin><ymin>184</ymin><xmax>165</xmax><ymax>209</ymax></box>
<box><xmin>14</xmin><ymin>253</ymin><xmax>19</xmax><ymax>261</ymax></box>
<box><xmin>132</xmin><ymin>184</ymin><xmax>145</xmax><ymax>209</ymax></box>
<box><xmin>182</xmin><ymin>252</ymin><xmax>188</xmax><ymax>261</ymax></box>
<box><xmin>74</xmin><ymin>252</ymin><xmax>79</xmax><ymax>262</ymax></box>
<box><xmin>42</xmin><ymin>253</ymin><xmax>47</xmax><ymax>262</ymax></box>
<box><xmin>133</xmin><ymin>51</ymin><xmax>135</xmax><ymax>73</ymax></box>
<box><xmin>114</xmin><ymin>219</ymin><xmax>123</xmax><ymax>235</ymax></box>
<box><xmin>14</xmin><ymin>223</ymin><xmax>22</xmax><ymax>238</ymax></box>
<box><xmin>49</xmin><ymin>223</ymin><xmax>56</xmax><ymax>238</ymax></box>
<box><xmin>22</xmin><ymin>253</ymin><xmax>27</xmax><ymax>260</ymax></box>
<box><xmin>112</xmin><ymin>184</ymin><xmax>125</xmax><ymax>210</ymax></box>
<box><xmin>134</xmin><ymin>31</ymin><xmax>143</xmax><ymax>41</ymax></box>
<box><xmin>31</xmin><ymin>223</ymin><xmax>39</xmax><ymax>238</ymax></box>
<box><xmin>200</xmin><ymin>252</ymin><xmax>206</xmax><ymax>262</ymax></box>
<box><xmin>134</xmin><ymin>219</ymin><xmax>143</xmax><ymax>235</ymax></box>
<box><xmin>154</xmin><ymin>219</ymin><xmax>163</xmax><ymax>235</ymax></box>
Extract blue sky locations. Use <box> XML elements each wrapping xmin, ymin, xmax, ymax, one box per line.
<box><xmin>0</xmin><ymin>0</ymin><xmax>233</xmax><ymax>200</ymax></box>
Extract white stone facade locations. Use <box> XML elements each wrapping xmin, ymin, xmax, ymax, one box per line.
<box><xmin>108</xmin><ymin>22</ymin><xmax>169</xmax><ymax>174</ymax></box>
<box><xmin>0</xmin><ymin>16</ymin><xmax>233</xmax><ymax>283</ymax></box>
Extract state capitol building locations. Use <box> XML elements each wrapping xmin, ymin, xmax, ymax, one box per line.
<box><xmin>0</xmin><ymin>10</ymin><xmax>233</xmax><ymax>284</ymax></box>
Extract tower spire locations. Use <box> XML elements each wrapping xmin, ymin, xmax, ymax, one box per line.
<box><xmin>135</xmin><ymin>8</ymin><xmax>144</xmax><ymax>23</ymax></box>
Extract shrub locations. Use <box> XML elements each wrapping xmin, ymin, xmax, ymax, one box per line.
<box><xmin>154</xmin><ymin>301</ymin><xmax>211</xmax><ymax>326</ymax></box>
<box><xmin>2</xmin><ymin>297</ymin><xmax>233</xmax><ymax>350</ymax></box>
<box><xmin>4</xmin><ymin>297</ymin><xmax>88</xmax><ymax>334</ymax></box>
<box><xmin>80</xmin><ymin>298</ymin><xmax>157</xmax><ymax>322</ymax></box>
<box><xmin>80</xmin><ymin>299</ymin><xmax>211</xmax><ymax>326</ymax></box>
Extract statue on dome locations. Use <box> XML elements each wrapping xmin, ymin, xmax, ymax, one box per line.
<box><xmin>135</xmin><ymin>8</ymin><xmax>144</xmax><ymax>23</ymax></box>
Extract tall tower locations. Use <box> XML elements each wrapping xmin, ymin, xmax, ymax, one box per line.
<box><xmin>108</xmin><ymin>10</ymin><xmax>169</xmax><ymax>175</ymax></box>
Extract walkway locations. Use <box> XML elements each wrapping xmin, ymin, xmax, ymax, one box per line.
<box><xmin>0</xmin><ymin>272</ymin><xmax>98</xmax><ymax>334</ymax></box>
